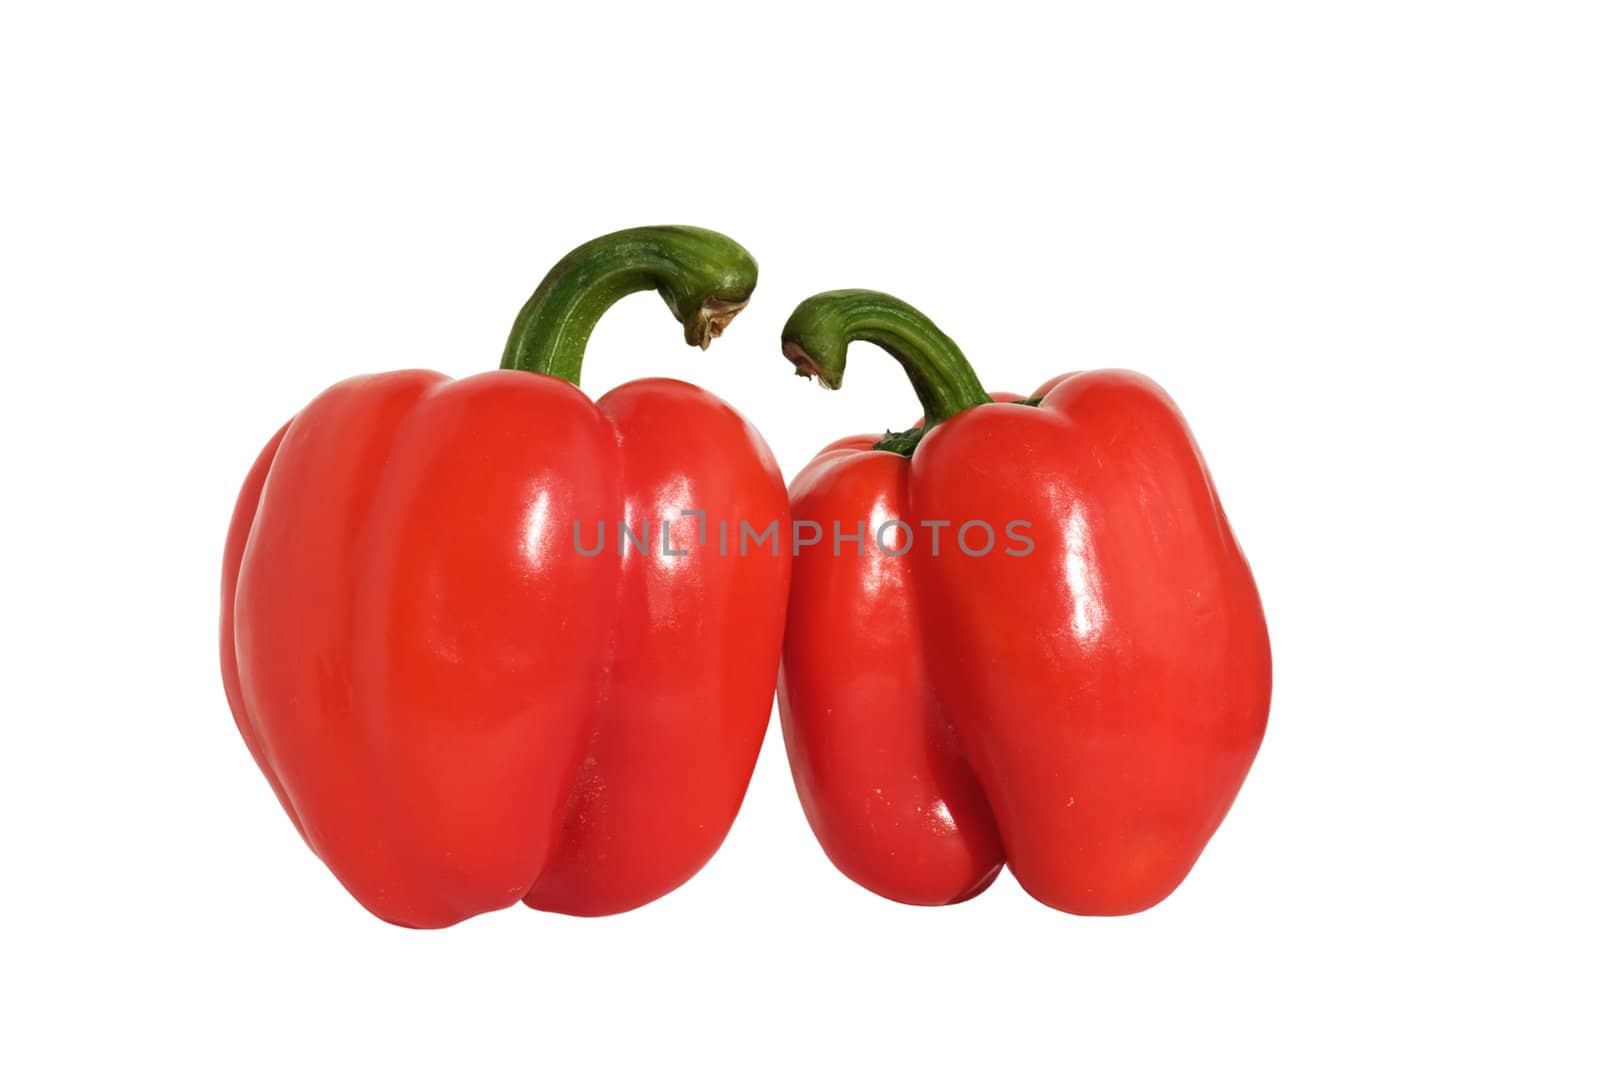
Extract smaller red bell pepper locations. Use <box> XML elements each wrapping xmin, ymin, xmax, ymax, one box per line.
<box><xmin>776</xmin><ymin>289</ymin><xmax>1271</xmax><ymax>915</ymax></box>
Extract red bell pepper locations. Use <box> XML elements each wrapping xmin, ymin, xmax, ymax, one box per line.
<box><xmin>220</xmin><ymin>227</ymin><xmax>790</xmax><ymax>928</ymax></box>
<box><xmin>776</xmin><ymin>290</ymin><xmax>1270</xmax><ymax>914</ymax></box>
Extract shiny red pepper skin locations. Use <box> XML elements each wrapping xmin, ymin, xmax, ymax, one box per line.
<box><xmin>778</xmin><ymin>292</ymin><xmax>1270</xmax><ymax>915</ymax></box>
<box><xmin>220</xmin><ymin>229</ymin><xmax>789</xmax><ymax>927</ymax></box>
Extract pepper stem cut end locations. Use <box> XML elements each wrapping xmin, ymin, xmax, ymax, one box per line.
<box><xmin>688</xmin><ymin>296</ymin><xmax>750</xmax><ymax>350</ymax></box>
<box><xmin>782</xmin><ymin>339</ymin><xmax>840</xmax><ymax>389</ymax></box>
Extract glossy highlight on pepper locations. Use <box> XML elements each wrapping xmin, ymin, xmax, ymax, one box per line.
<box><xmin>220</xmin><ymin>227</ymin><xmax>790</xmax><ymax>928</ymax></box>
<box><xmin>777</xmin><ymin>289</ymin><xmax>1271</xmax><ymax>915</ymax></box>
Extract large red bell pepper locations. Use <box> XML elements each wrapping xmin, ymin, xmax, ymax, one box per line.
<box><xmin>220</xmin><ymin>227</ymin><xmax>790</xmax><ymax>928</ymax></box>
<box><xmin>776</xmin><ymin>290</ymin><xmax>1270</xmax><ymax>914</ymax></box>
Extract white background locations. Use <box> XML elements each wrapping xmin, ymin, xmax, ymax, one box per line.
<box><xmin>3</xmin><ymin>2</ymin><xmax>1596</xmax><ymax>1063</ymax></box>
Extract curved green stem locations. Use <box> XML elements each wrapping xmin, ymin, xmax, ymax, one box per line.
<box><xmin>502</xmin><ymin>226</ymin><xmax>758</xmax><ymax>385</ymax></box>
<box><xmin>780</xmin><ymin>290</ymin><xmax>990</xmax><ymax>454</ymax></box>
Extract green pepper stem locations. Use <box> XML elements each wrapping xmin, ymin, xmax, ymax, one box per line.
<box><xmin>780</xmin><ymin>290</ymin><xmax>990</xmax><ymax>436</ymax></box>
<box><xmin>501</xmin><ymin>226</ymin><xmax>758</xmax><ymax>385</ymax></box>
